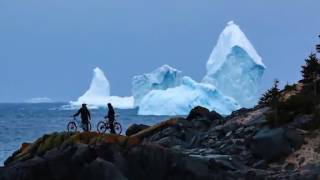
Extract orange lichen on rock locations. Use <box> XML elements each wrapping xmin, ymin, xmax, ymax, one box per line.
<box><xmin>104</xmin><ymin>134</ymin><xmax>126</xmax><ymax>144</ymax></box>
<box><xmin>6</xmin><ymin>118</ymin><xmax>179</xmax><ymax>166</ymax></box>
<box><xmin>20</xmin><ymin>143</ymin><xmax>31</xmax><ymax>154</ymax></box>
<box><xmin>131</xmin><ymin>118</ymin><xmax>179</xmax><ymax>139</ymax></box>
<box><xmin>126</xmin><ymin>136</ymin><xmax>140</xmax><ymax>146</ymax></box>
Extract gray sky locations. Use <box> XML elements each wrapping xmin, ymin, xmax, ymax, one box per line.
<box><xmin>1</xmin><ymin>0</ymin><xmax>319</xmax><ymax>102</ymax></box>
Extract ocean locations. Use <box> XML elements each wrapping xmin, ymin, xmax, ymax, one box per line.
<box><xmin>0</xmin><ymin>103</ymin><xmax>171</xmax><ymax>165</ymax></box>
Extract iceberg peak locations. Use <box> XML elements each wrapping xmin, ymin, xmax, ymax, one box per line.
<box><xmin>75</xmin><ymin>67</ymin><xmax>110</xmax><ymax>104</ymax></box>
<box><xmin>85</xmin><ymin>67</ymin><xmax>110</xmax><ymax>98</ymax></box>
<box><xmin>202</xmin><ymin>21</ymin><xmax>266</xmax><ymax>108</ymax></box>
<box><xmin>206</xmin><ymin>21</ymin><xmax>265</xmax><ymax>75</ymax></box>
<box><xmin>227</xmin><ymin>20</ymin><xmax>234</xmax><ymax>26</ymax></box>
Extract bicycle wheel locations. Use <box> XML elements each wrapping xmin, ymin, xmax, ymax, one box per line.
<box><xmin>67</xmin><ymin>121</ymin><xmax>77</xmax><ymax>132</ymax></box>
<box><xmin>97</xmin><ymin>121</ymin><xmax>107</xmax><ymax>133</ymax></box>
<box><xmin>114</xmin><ymin>122</ymin><xmax>122</xmax><ymax>135</ymax></box>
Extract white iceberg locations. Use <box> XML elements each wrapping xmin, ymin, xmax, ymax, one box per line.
<box><xmin>132</xmin><ymin>64</ymin><xmax>182</xmax><ymax>107</ymax></box>
<box><xmin>202</xmin><ymin>21</ymin><xmax>265</xmax><ymax>108</ymax></box>
<box><xmin>138</xmin><ymin>76</ymin><xmax>240</xmax><ymax>116</ymax></box>
<box><xmin>78</xmin><ymin>67</ymin><xmax>111</xmax><ymax>102</ymax></box>
<box><xmin>71</xmin><ymin>67</ymin><xmax>133</xmax><ymax>109</ymax></box>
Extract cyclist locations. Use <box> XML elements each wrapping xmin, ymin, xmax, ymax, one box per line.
<box><xmin>73</xmin><ymin>103</ymin><xmax>91</xmax><ymax>132</ymax></box>
<box><xmin>105</xmin><ymin>103</ymin><xmax>116</xmax><ymax>134</ymax></box>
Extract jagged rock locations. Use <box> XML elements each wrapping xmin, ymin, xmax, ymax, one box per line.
<box><xmin>223</xmin><ymin>122</ymin><xmax>239</xmax><ymax>133</ymax></box>
<box><xmin>191</xmin><ymin>118</ymin><xmax>213</xmax><ymax>130</ymax></box>
<box><xmin>186</xmin><ymin>106</ymin><xmax>222</xmax><ymax>122</ymax></box>
<box><xmin>208</xmin><ymin>110</ymin><xmax>223</xmax><ymax>121</ymax></box>
<box><xmin>0</xmin><ymin>132</ymin><xmax>233</xmax><ymax>180</ymax></box>
<box><xmin>154</xmin><ymin>136</ymin><xmax>185</xmax><ymax>148</ymax></box>
<box><xmin>227</xmin><ymin>108</ymin><xmax>250</xmax><ymax>119</ymax></box>
<box><xmin>126</xmin><ymin>124</ymin><xmax>150</xmax><ymax>136</ymax></box>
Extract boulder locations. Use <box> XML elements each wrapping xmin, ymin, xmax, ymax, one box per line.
<box><xmin>208</xmin><ymin>110</ymin><xmax>223</xmax><ymax>121</ymax></box>
<box><xmin>250</xmin><ymin>127</ymin><xmax>304</xmax><ymax>162</ymax></box>
<box><xmin>186</xmin><ymin>106</ymin><xmax>222</xmax><ymax>129</ymax></box>
<box><xmin>186</xmin><ymin>106</ymin><xmax>210</xmax><ymax>121</ymax></box>
<box><xmin>126</xmin><ymin>124</ymin><xmax>150</xmax><ymax>136</ymax></box>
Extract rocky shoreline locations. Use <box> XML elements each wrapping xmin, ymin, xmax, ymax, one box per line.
<box><xmin>1</xmin><ymin>106</ymin><xmax>320</xmax><ymax>180</ymax></box>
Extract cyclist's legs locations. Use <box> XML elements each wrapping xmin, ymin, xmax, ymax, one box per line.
<box><xmin>109</xmin><ymin>119</ymin><xmax>115</xmax><ymax>134</ymax></box>
<box><xmin>82</xmin><ymin>120</ymin><xmax>89</xmax><ymax>132</ymax></box>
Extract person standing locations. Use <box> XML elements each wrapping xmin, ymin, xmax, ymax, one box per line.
<box><xmin>105</xmin><ymin>103</ymin><xmax>116</xmax><ymax>134</ymax></box>
<box><xmin>73</xmin><ymin>103</ymin><xmax>91</xmax><ymax>131</ymax></box>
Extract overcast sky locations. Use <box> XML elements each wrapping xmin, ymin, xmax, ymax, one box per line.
<box><xmin>1</xmin><ymin>0</ymin><xmax>320</xmax><ymax>102</ymax></box>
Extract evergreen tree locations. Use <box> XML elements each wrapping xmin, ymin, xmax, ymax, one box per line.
<box><xmin>266</xmin><ymin>79</ymin><xmax>281</xmax><ymax>125</ymax></box>
<box><xmin>259</xmin><ymin>89</ymin><xmax>272</xmax><ymax>105</ymax></box>
<box><xmin>259</xmin><ymin>79</ymin><xmax>280</xmax><ymax>106</ymax></box>
<box><xmin>270</xmin><ymin>79</ymin><xmax>280</xmax><ymax>107</ymax></box>
<box><xmin>301</xmin><ymin>53</ymin><xmax>320</xmax><ymax>84</ymax></box>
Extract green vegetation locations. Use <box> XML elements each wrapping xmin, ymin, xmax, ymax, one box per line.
<box><xmin>260</xmin><ymin>49</ymin><xmax>320</xmax><ymax>127</ymax></box>
<box><xmin>283</xmin><ymin>83</ymin><xmax>297</xmax><ymax>92</ymax></box>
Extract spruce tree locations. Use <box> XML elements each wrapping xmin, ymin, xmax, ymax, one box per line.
<box><xmin>259</xmin><ymin>79</ymin><xmax>280</xmax><ymax>106</ymax></box>
<box><xmin>301</xmin><ymin>53</ymin><xmax>320</xmax><ymax>84</ymax></box>
<box><xmin>259</xmin><ymin>89</ymin><xmax>272</xmax><ymax>105</ymax></box>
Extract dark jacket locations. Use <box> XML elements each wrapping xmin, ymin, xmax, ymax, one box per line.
<box><xmin>74</xmin><ymin>107</ymin><xmax>91</xmax><ymax>123</ymax></box>
<box><xmin>106</xmin><ymin>106</ymin><xmax>115</xmax><ymax>121</ymax></box>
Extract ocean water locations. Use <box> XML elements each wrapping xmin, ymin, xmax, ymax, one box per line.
<box><xmin>0</xmin><ymin>103</ymin><xmax>171</xmax><ymax>165</ymax></box>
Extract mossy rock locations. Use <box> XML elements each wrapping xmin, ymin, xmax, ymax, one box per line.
<box><xmin>20</xmin><ymin>143</ymin><xmax>31</xmax><ymax>154</ymax></box>
<box><xmin>36</xmin><ymin>132</ymin><xmax>68</xmax><ymax>155</ymax></box>
<box><xmin>131</xmin><ymin>118</ymin><xmax>179</xmax><ymax>139</ymax></box>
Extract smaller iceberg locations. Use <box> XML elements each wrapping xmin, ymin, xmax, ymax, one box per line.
<box><xmin>70</xmin><ymin>67</ymin><xmax>133</xmax><ymax>109</ymax></box>
<box><xmin>132</xmin><ymin>64</ymin><xmax>182</xmax><ymax>107</ymax></box>
<box><xmin>138</xmin><ymin>76</ymin><xmax>240</xmax><ymax>116</ymax></box>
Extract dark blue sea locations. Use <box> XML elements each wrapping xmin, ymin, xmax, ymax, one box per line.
<box><xmin>0</xmin><ymin>103</ymin><xmax>171</xmax><ymax>165</ymax></box>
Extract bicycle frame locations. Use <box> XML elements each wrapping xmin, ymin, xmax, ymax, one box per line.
<box><xmin>69</xmin><ymin>117</ymin><xmax>91</xmax><ymax>131</ymax></box>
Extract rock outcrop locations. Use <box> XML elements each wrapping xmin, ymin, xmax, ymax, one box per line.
<box><xmin>125</xmin><ymin>124</ymin><xmax>150</xmax><ymax>136</ymax></box>
<box><xmin>1</xmin><ymin>106</ymin><xmax>319</xmax><ymax>180</ymax></box>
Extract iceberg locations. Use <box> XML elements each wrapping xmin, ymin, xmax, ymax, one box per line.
<box><xmin>138</xmin><ymin>76</ymin><xmax>240</xmax><ymax>116</ymax></box>
<box><xmin>78</xmin><ymin>67</ymin><xmax>111</xmax><ymax>102</ymax></box>
<box><xmin>202</xmin><ymin>21</ymin><xmax>266</xmax><ymax>108</ymax></box>
<box><xmin>71</xmin><ymin>67</ymin><xmax>133</xmax><ymax>109</ymax></box>
<box><xmin>132</xmin><ymin>64</ymin><xmax>182</xmax><ymax>107</ymax></box>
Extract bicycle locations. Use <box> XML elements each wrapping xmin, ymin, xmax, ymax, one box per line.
<box><xmin>96</xmin><ymin>116</ymin><xmax>122</xmax><ymax>134</ymax></box>
<box><xmin>67</xmin><ymin>117</ymin><xmax>92</xmax><ymax>132</ymax></box>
